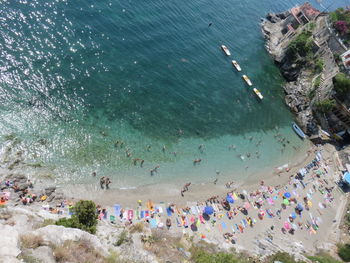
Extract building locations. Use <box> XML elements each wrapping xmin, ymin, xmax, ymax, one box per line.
<box><xmin>341</xmin><ymin>49</ymin><xmax>350</xmax><ymax>69</ymax></box>
<box><xmin>281</xmin><ymin>2</ymin><xmax>321</xmax><ymax>35</ymax></box>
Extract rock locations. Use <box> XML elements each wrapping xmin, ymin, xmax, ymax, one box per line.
<box><xmin>33</xmin><ymin>225</ymin><xmax>109</xmax><ymax>256</ymax></box>
<box><xmin>266</xmin><ymin>13</ymin><xmax>281</xmax><ymax>23</ymax></box>
<box><xmin>31</xmin><ymin>246</ymin><xmax>56</xmax><ymax>263</ymax></box>
<box><xmin>44</xmin><ymin>186</ymin><xmax>56</xmax><ymax>196</ymax></box>
<box><xmin>0</xmin><ymin>225</ymin><xmax>20</xmax><ymax>258</ymax></box>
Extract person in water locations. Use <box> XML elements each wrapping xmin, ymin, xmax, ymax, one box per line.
<box><xmin>100</xmin><ymin>177</ymin><xmax>105</xmax><ymax>189</ymax></box>
<box><xmin>105</xmin><ymin>178</ymin><xmax>112</xmax><ymax>189</ymax></box>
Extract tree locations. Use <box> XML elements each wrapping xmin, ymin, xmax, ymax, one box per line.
<box><xmin>334</xmin><ymin>21</ymin><xmax>348</xmax><ymax>35</ymax></box>
<box><xmin>333</xmin><ymin>73</ymin><xmax>350</xmax><ymax>96</ymax></box>
<box><xmin>315</xmin><ymin>99</ymin><xmax>336</xmax><ymax>113</ymax></box>
<box><xmin>56</xmin><ymin>200</ymin><xmax>97</xmax><ymax>234</ymax></box>
<box><xmin>338</xmin><ymin>244</ymin><xmax>350</xmax><ymax>262</ymax></box>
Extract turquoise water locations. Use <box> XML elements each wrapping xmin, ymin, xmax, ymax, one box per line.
<box><xmin>0</xmin><ymin>0</ymin><xmax>345</xmax><ymax>187</ymax></box>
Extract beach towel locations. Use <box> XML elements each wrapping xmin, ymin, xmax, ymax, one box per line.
<box><xmin>267</xmin><ymin>198</ymin><xmax>274</xmax><ymax>205</ymax></box>
<box><xmin>166</xmin><ymin>207</ymin><xmax>172</xmax><ymax>216</ymax></box>
<box><xmin>235</xmin><ymin>224</ymin><xmax>239</xmax><ymax>231</ymax></box>
<box><xmin>136</xmin><ymin>210</ymin><xmax>140</xmax><ymax>219</ymax></box>
<box><xmin>218</xmin><ymin>223</ymin><xmax>222</xmax><ymax>232</ymax></box>
<box><xmin>140</xmin><ymin>210</ymin><xmax>145</xmax><ymax>219</ymax></box>
<box><xmin>231</xmin><ymin>226</ymin><xmax>236</xmax><ymax>233</ymax></box>
<box><xmin>127</xmin><ymin>210</ymin><xmax>134</xmax><ymax>220</ymax></box>
<box><xmin>190</xmin><ymin>206</ymin><xmax>198</xmax><ymax>215</ymax></box>
<box><xmin>150</xmin><ymin>218</ymin><xmax>157</xmax><ymax>228</ymax></box>
<box><xmin>145</xmin><ymin>210</ymin><xmax>150</xmax><ymax>218</ymax></box>
<box><xmin>147</xmin><ymin>200</ymin><xmax>154</xmax><ymax>211</ymax></box>
<box><xmin>196</xmin><ymin>219</ymin><xmax>201</xmax><ymax>228</ymax></box>
<box><xmin>242</xmin><ymin>219</ymin><xmax>248</xmax><ymax>228</ymax></box>
<box><xmin>110</xmin><ymin>215</ymin><xmax>116</xmax><ymax>223</ymax></box>
<box><xmin>233</xmin><ymin>192</ymin><xmax>238</xmax><ymax>200</ymax></box>
<box><xmin>221</xmin><ymin>221</ymin><xmax>227</xmax><ymax>229</ymax></box>
<box><xmin>199</xmin><ymin>215</ymin><xmax>205</xmax><ymax>224</ymax></box>
<box><xmin>114</xmin><ymin>204</ymin><xmax>121</xmax><ymax>218</ymax></box>
<box><xmin>190</xmin><ymin>215</ymin><xmax>195</xmax><ymax>223</ymax></box>
<box><xmin>122</xmin><ymin>211</ymin><xmax>127</xmax><ymax>219</ymax></box>
<box><xmin>176</xmin><ymin>217</ymin><xmax>181</xmax><ymax>227</ymax></box>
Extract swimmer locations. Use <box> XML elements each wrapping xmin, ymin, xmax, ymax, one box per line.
<box><xmin>199</xmin><ymin>144</ymin><xmax>204</xmax><ymax>153</ymax></box>
<box><xmin>92</xmin><ymin>172</ymin><xmax>96</xmax><ymax>177</ymax></box>
<box><xmin>133</xmin><ymin>158</ymin><xmax>138</xmax><ymax>165</ymax></box>
<box><xmin>213</xmin><ymin>178</ymin><xmax>218</xmax><ymax>185</ymax></box>
<box><xmin>246</xmin><ymin>153</ymin><xmax>251</xmax><ymax>158</ymax></box>
<box><xmin>114</xmin><ymin>141</ymin><xmax>120</xmax><ymax>148</ymax></box>
<box><xmin>162</xmin><ymin>145</ymin><xmax>166</xmax><ymax>153</ymax></box>
<box><xmin>150</xmin><ymin>169</ymin><xmax>155</xmax><ymax>176</ymax></box>
<box><xmin>140</xmin><ymin>159</ymin><xmax>144</xmax><ymax>167</ymax></box>
<box><xmin>248</xmin><ymin>136</ymin><xmax>253</xmax><ymax>141</ymax></box>
<box><xmin>216</xmin><ymin>170</ymin><xmax>220</xmax><ymax>175</ymax></box>
<box><xmin>172</xmin><ymin>152</ymin><xmax>177</xmax><ymax>157</ymax></box>
<box><xmin>146</xmin><ymin>145</ymin><xmax>151</xmax><ymax>152</ymax></box>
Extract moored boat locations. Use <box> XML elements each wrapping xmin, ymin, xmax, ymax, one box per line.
<box><xmin>221</xmin><ymin>45</ymin><xmax>231</xmax><ymax>56</ymax></box>
<box><xmin>292</xmin><ymin>122</ymin><xmax>306</xmax><ymax>139</ymax></box>
<box><xmin>253</xmin><ymin>88</ymin><xmax>263</xmax><ymax>100</ymax></box>
<box><xmin>242</xmin><ymin>75</ymin><xmax>252</xmax><ymax>86</ymax></box>
<box><xmin>231</xmin><ymin>60</ymin><xmax>241</xmax><ymax>71</ymax></box>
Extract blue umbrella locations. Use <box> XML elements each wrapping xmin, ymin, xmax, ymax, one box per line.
<box><xmin>226</xmin><ymin>195</ymin><xmax>234</xmax><ymax>204</ymax></box>
<box><xmin>204</xmin><ymin>206</ymin><xmax>214</xmax><ymax>215</ymax></box>
<box><xmin>291</xmin><ymin>212</ymin><xmax>297</xmax><ymax>219</ymax></box>
<box><xmin>284</xmin><ymin>192</ymin><xmax>291</xmax><ymax>198</ymax></box>
<box><xmin>296</xmin><ymin>203</ymin><xmax>304</xmax><ymax>211</ymax></box>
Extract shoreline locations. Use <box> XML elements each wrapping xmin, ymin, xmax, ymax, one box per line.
<box><xmin>59</xmin><ymin>141</ymin><xmax>315</xmax><ymax>208</ymax></box>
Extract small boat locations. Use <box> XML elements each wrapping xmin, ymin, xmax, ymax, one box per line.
<box><xmin>253</xmin><ymin>88</ymin><xmax>263</xmax><ymax>100</ymax></box>
<box><xmin>242</xmin><ymin>75</ymin><xmax>252</xmax><ymax>86</ymax></box>
<box><xmin>292</xmin><ymin>122</ymin><xmax>306</xmax><ymax>139</ymax></box>
<box><xmin>221</xmin><ymin>45</ymin><xmax>231</xmax><ymax>56</ymax></box>
<box><xmin>231</xmin><ymin>60</ymin><xmax>241</xmax><ymax>71</ymax></box>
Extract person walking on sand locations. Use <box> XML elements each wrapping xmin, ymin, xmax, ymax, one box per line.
<box><xmin>213</xmin><ymin>178</ymin><xmax>218</xmax><ymax>185</ymax></box>
<box><xmin>184</xmin><ymin>182</ymin><xmax>191</xmax><ymax>191</ymax></box>
<box><xmin>100</xmin><ymin>177</ymin><xmax>105</xmax><ymax>189</ymax></box>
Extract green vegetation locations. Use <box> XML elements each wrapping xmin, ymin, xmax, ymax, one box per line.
<box><xmin>190</xmin><ymin>246</ymin><xmax>241</xmax><ymax>263</ymax></box>
<box><xmin>314</xmin><ymin>58</ymin><xmax>324</xmax><ymax>73</ymax></box>
<box><xmin>315</xmin><ymin>99</ymin><xmax>336</xmax><ymax>113</ymax></box>
<box><xmin>338</xmin><ymin>243</ymin><xmax>350</xmax><ymax>262</ymax></box>
<box><xmin>314</xmin><ymin>75</ymin><xmax>321</xmax><ymax>88</ymax></box>
<box><xmin>56</xmin><ymin>200</ymin><xmax>97</xmax><ymax>234</ymax></box>
<box><xmin>287</xmin><ymin>30</ymin><xmax>314</xmax><ymax>59</ymax></box>
<box><xmin>307</xmin><ymin>253</ymin><xmax>342</xmax><ymax>263</ymax></box>
<box><xmin>333</xmin><ymin>72</ymin><xmax>350</xmax><ymax>96</ymax></box>
<box><xmin>114</xmin><ymin>230</ymin><xmax>129</xmax><ymax>247</ymax></box>
<box><xmin>40</xmin><ymin>218</ymin><xmax>56</xmax><ymax>228</ymax></box>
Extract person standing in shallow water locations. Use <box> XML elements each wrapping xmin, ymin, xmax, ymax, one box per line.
<box><xmin>100</xmin><ymin>177</ymin><xmax>105</xmax><ymax>189</ymax></box>
<box><xmin>105</xmin><ymin>178</ymin><xmax>112</xmax><ymax>189</ymax></box>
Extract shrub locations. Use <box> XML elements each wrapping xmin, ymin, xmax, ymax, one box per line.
<box><xmin>56</xmin><ymin>200</ymin><xmax>97</xmax><ymax>234</ymax></box>
<box><xmin>314</xmin><ymin>59</ymin><xmax>324</xmax><ymax>73</ymax></box>
<box><xmin>190</xmin><ymin>246</ymin><xmax>239</xmax><ymax>263</ymax></box>
<box><xmin>287</xmin><ymin>30</ymin><xmax>313</xmax><ymax>59</ymax></box>
<box><xmin>334</xmin><ymin>72</ymin><xmax>350</xmax><ymax>96</ymax></box>
<box><xmin>20</xmin><ymin>234</ymin><xmax>44</xmax><ymax>249</ymax></box>
<box><xmin>129</xmin><ymin>222</ymin><xmax>145</xmax><ymax>233</ymax></box>
<box><xmin>268</xmin><ymin>252</ymin><xmax>299</xmax><ymax>263</ymax></box>
<box><xmin>114</xmin><ymin>230</ymin><xmax>129</xmax><ymax>247</ymax></box>
<box><xmin>334</xmin><ymin>21</ymin><xmax>348</xmax><ymax>35</ymax></box>
<box><xmin>40</xmin><ymin>219</ymin><xmax>55</xmax><ymax>228</ymax></box>
<box><xmin>338</xmin><ymin>243</ymin><xmax>350</xmax><ymax>261</ymax></box>
<box><xmin>316</xmin><ymin>99</ymin><xmax>336</xmax><ymax>113</ymax></box>
<box><xmin>308</xmin><ymin>253</ymin><xmax>342</xmax><ymax>263</ymax></box>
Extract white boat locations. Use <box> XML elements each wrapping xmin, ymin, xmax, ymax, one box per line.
<box><xmin>292</xmin><ymin>122</ymin><xmax>306</xmax><ymax>139</ymax></box>
<box><xmin>253</xmin><ymin>88</ymin><xmax>263</xmax><ymax>100</ymax></box>
<box><xmin>242</xmin><ymin>75</ymin><xmax>252</xmax><ymax>86</ymax></box>
<box><xmin>231</xmin><ymin>60</ymin><xmax>241</xmax><ymax>71</ymax></box>
<box><xmin>221</xmin><ymin>45</ymin><xmax>231</xmax><ymax>56</ymax></box>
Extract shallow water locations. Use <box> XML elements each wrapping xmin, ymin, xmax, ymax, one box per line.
<box><xmin>0</xmin><ymin>0</ymin><xmax>345</xmax><ymax>187</ymax></box>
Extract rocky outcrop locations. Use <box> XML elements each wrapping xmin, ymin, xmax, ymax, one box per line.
<box><xmin>262</xmin><ymin>11</ymin><xmax>339</xmax><ymax>136</ymax></box>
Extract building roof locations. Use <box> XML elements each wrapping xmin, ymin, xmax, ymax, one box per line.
<box><xmin>290</xmin><ymin>2</ymin><xmax>320</xmax><ymax>23</ymax></box>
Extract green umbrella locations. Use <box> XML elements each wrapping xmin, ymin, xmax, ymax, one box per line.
<box><xmin>283</xmin><ymin>199</ymin><xmax>290</xmax><ymax>205</ymax></box>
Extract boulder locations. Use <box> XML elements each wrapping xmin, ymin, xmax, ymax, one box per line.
<box><xmin>33</xmin><ymin>225</ymin><xmax>108</xmax><ymax>256</ymax></box>
<box><xmin>31</xmin><ymin>246</ymin><xmax>56</xmax><ymax>263</ymax></box>
<box><xmin>44</xmin><ymin>186</ymin><xmax>56</xmax><ymax>196</ymax></box>
<box><xmin>0</xmin><ymin>225</ymin><xmax>20</xmax><ymax>258</ymax></box>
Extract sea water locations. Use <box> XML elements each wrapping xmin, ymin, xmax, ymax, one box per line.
<box><xmin>0</xmin><ymin>0</ymin><xmax>345</xmax><ymax>187</ymax></box>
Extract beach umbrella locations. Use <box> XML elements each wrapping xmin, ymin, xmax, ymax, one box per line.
<box><xmin>226</xmin><ymin>195</ymin><xmax>234</xmax><ymax>203</ymax></box>
<box><xmin>244</xmin><ymin>202</ymin><xmax>251</xmax><ymax>210</ymax></box>
<box><xmin>204</xmin><ymin>206</ymin><xmax>214</xmax><ymax>215</ymax></box>
<box><xmin>283</xmin><ymin>199</ymin><xmax>290</xmax><ymax>205</ymax></box>
<box><xmin>291</xmin><ymin>212</ymin><xmax>297</xmax><ymax>219</ymax></box>
<box><xmin>242</xmin><ymin>190</ymin><xmax>248</xmax><ymax>196</ymax></box>
<box><xmin>284</xmin><ymin>192</ymin><xmax>291</xmax><ymax>198</ymax></box>
<box><xmin>296</xmin><ymin>203</ymin><xmax>304</xmax><ymax>211</ymax></box>
<box><xmin>307</xmin><ymin>200</ymin><xmax>313</xmax><ymax>207</ymax></box>
<box><xmin>284</xmin><ymin>222</ymin><xmax>291</xmax><ymax>230</ymax></box>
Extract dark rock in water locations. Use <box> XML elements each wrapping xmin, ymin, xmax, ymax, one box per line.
<box><xmin>276</xmin><ymin>11</ymin><xmax>289</xmax><ymax>19</ymax></box>
<box><xmin>45</xmin><ymin>186</ymin><xmax>56</xmax><ymax>196</ymax></box>
<box><xmin>266</xmin><ymin>13</ymin><xmax>281</xmax><ymax>23</ymax></box>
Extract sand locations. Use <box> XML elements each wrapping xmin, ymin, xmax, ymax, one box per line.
<box><xmin>55</xmin><ymin>142</ymin><xmax>348</xmax><ymax>256</ymax></box>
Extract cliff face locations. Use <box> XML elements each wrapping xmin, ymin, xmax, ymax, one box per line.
<box><xmin>262</xmin><ymin>11</ymin><xmax>340</xmax><ymax>136</ymax></box>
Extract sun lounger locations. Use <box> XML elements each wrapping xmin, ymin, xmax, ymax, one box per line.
<box><xmin>176</xmin><ymin>217</ymin><xmax>181</xmax><ymax>227</ymax></box>
<box><xmin>190</xmin><ymin>206</ymin><xmax>198</xmax><ymax>215</ymax></box>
